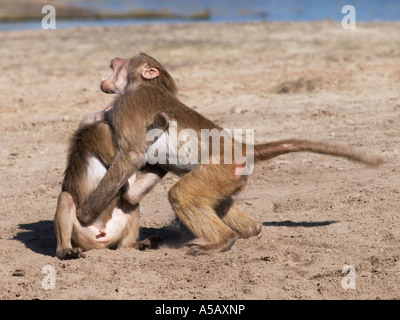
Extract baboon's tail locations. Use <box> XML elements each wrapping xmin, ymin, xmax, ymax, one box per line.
<box><xmin>253</xmin><ymin>139</ymin><xmax>383</xmax><ymax>167</ymax></box>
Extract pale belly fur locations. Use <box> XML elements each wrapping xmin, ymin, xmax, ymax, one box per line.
<box><xmin>72</xmin><ymin>157</ymin><xmax>131</xmax><ymax>250</ymax></box>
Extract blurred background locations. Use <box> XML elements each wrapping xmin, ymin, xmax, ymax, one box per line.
<box><xmin>1</xmin><ymin>0</ymin><xmax>400</xmax><ymax>31</ymax></box>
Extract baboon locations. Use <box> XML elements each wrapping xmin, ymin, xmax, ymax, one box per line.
<box><xmin>54</xmin><ymin>105</ymin><xmax>171</xmax><ymax>259</ymax></box>
<box><xmin>76</xmin><ymin>53</ymin><xmax>382</xmax><ymax>255</ymax></box>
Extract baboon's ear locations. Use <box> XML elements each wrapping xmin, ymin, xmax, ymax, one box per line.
<box><xmin>141</xmin><ymin>67</ymin><xmax>160</xmax><ymax>80</ymax></box>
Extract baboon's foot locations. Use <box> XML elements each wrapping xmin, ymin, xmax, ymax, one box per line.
<box><xmin>56</xmin><ymin>247</ymin><xmax>86</xmax><ymax>260</ymax></box>
<box><xmin>240</xmin><ymin>223</ymin><xmax>262</xmax><ymax>239</ymax></box>
<box><xmin>186</xmin><ymin>236</ymin><xmax>238</xmax><ymax>256</ymax></box>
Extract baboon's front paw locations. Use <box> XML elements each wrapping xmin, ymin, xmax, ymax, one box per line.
<box><xmin>135</xmin><ymin>235</ymin><xmax>163</xmax><ymax>251</ymax></box>
<box><xmin>76</xmin><ymin>211</ymin><xmax>92</xmax><ymax>226</ymax></box>
<box><xmin>57</xmin><ymin>248</ymin><xmax>86</xmax><ymax>260</ymax></box>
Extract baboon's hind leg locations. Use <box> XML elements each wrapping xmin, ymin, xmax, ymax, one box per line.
<box><xmin>54</xmin><ymin>192</ymin><xmax>85</xmax><ymax>259</ymax></box>
<box><xmin>168</xmin><ymin>164</ymin><xmax>247</xmax><ymax>255</ymax></box>
<box><xmin>118</xmin><ymin>204</ymin><xmax>163</xmax><ymax>250</ymax></box>
<box><xmin>217</xmin><ymin>197</ymin><xmax>262</xmax><ymax>239</ymax></box>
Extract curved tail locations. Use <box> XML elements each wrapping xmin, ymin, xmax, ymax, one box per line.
<box><xmin>253</xmin><ymin>139</ymin><xmax>383</xmax><ymax>167</ymax></box>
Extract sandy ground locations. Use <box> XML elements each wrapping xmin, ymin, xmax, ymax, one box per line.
<box><xmin>0</xmin><ymin>21</ymin><xmax>399</xmax><ymax>300</ymax></box>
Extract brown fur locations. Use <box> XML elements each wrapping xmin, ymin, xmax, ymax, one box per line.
<box><xmin>54</xmin><ymin>112</ymin><xmax>169</xmax><ymax>260</ymax></box>
<box><xmin>77</xmin><ymin>53</ymin><xmax>382</xmax><ymax>255</ymax></box>
<box><xmin>253</xmin><ymin>138</ymin><xmax>382</xmax><ymax>166</ymax></box>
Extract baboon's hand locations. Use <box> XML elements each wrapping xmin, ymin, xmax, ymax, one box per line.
<box><xmin>76</xmin><ymin>207</ymin><xmax>94</xmax><ymax>226</ymax></box>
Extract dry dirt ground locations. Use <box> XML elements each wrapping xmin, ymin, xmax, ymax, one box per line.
<box><xmin>0</xmin><ymin>21</ymin><xmax>399</xmax><ymax>300</ymax></box>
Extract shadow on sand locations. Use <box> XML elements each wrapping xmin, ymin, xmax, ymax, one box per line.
<box><xmin>13</xmin><ymin>219</ymin><xmax>338</xmax><ymax>256</ymax></box>
<box><xmin>263</xmin><ymin>220</ymin><xmax>338</xmax><ymax>227</ymax></box>
<box><xmin>13</xmin><ymin>220</ymin><xmax>57</xmax><ymax>257</ymax></box>
<box><xmin>12</xmin><ymin>219</ymin><xmax>195</xmax><ymax>257</ymax></box>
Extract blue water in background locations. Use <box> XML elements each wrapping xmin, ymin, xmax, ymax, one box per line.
<box><xmin>2</xmin><ymin>0</ymin><xmax>399</xmax><ymax>31</ymax></box>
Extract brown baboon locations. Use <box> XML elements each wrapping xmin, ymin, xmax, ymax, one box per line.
<box><xmin>76</xmin><ymin>53</ymin><xmax>382</xmax><ymax>255</ymax></box>
<box><xmin>54</xmin><ymin>106</ymin><xmax>171</xmax><ymax>259</ymax></box>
